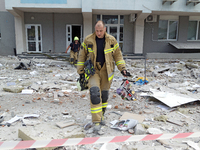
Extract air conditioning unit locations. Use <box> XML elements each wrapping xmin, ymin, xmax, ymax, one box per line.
<box><xmin>162</xmin><ymin>0</ymin><xmax>178</xmax><ymax>5</ymax></box>
<box><xmin>129</xmin><ymin>14</ymin><xmax>136</xmax><ymax>22</ymax></box>
<box><xmin>188</xmin><ymin>0</ymin><xmax>200</xmax><ymax>2</ymax></box>
<box><xmin>146</xmin><ymin>15</ymin><xmax>157</xmax><ymax>22</ymax></box>
<box><xmin>186</xmin><ymin>0</ymin><xmax>200</xmax><ymax>5</ymax></box>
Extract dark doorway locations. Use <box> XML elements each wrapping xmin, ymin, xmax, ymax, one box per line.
<box><xmin>72</xmin><ymin>25</ymin><xmax>81</xmax><ymax>42</ymax></box>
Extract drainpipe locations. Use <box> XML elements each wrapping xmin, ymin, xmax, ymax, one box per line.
<box><xmin>53</xmin><ymin>13</ymin><xmax>55</xmax><ymax>53</ymax></box>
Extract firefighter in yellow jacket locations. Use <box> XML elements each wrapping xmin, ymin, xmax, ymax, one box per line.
<box><xmin>77</xmin><ymin>21</ymin><xmax>130</xmax><ymax>133</ymax></box>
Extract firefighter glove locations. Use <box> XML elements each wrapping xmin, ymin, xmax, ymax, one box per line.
<box><xmin>78</xmin><ymin>74</ymin><xmax>88</xmax><ymax>91</ymax></box>
<box><xmin>121</xmin><ymin>70</ymin><xmax>131</xmax><ymax>77</ymax></box>
<box><xmin>80</xmin><ymin>73</ymin><xmax>85</xmax><ymax>81</ymax></box>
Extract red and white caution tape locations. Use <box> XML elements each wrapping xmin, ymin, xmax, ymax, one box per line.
<box><xmin>0</xmin><ymin>132</ymin><xmax>199</xmax><ymax>150</ymax></box>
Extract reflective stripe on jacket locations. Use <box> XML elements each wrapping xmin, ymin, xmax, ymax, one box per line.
<box><xmin>77</xmin><ymin>32</ymin><xmax>126</xmax><ymax>83</ymax></box>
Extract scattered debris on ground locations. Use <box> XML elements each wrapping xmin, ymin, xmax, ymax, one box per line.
<box><xmin>0</xmin><ymin>56</ymin><xmax>200</xmax><ymax>150</ymax></box>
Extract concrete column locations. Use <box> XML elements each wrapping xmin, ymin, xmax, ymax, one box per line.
<box><xmin>134</xmin><ymin>12</ymin><xmax>151</xmax><ymax>54</ymax></box>
<box><xmin>82</xmin><ymin>0</ymin><xmax>92</xmax><ymax>39</ymax></box>
<box><xmin>82</xmin><ymin>12</ymin><xmax>92</xmax><ymax>39</ymax></box>
<box><xmin>8</xmin><ymin>9</ymin><xmax>26</xmax><ymax>54</ymax></box>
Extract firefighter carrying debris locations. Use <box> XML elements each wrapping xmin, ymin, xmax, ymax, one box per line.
<box><xmin>77</xmin><ymin>20</ymin><xmax>131</xmax><ymax>134</ymax></box>
<box><xmin>65</xmin><ymin>36</ymin><xmax>80</xmax><ymax>65</ymax></box>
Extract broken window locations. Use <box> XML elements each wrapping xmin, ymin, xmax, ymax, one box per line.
<box><xmin>158</xmin><ymin>20</ymin><xmax>178</xmax><ymax>40</ymax></box>
<box><xmin>187</xmin><ymin>21</ymin><xmax>200</xmax><ymax>40</ymax></box>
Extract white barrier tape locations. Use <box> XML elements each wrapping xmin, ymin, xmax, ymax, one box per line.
<box><xmin>0</xmin><ymin>132</ymin><xmax>199</xmax><ymax>150</ymax></box>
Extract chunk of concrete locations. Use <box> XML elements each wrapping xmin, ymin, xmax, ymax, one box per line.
<box><xmin>3</xmin><ymin>86</ymin><xmax>24</xmax><ymax>93</ymax></box>
<box><xmin>58</xmin><ymin>92</ymin><xmax>64</xmax><ymax>97</ymax></box>
<box><xmin>147</xmin><ymin>128</ymin><xmax>163</xmax><ymax>134</ymax></box>
<box><xmin>134</xmin><ymin>124</ymin><xmax>146</xmax><ymax>135</ymax></box>
<box><xmin>21</xmin><ymin>89</ymin><xmax>33</xmax><ymax>95</ymax></box>
<box><xmin>185</xmin><ymin>63</ymin><xmax>198</xmax><ymax>69</ymax></box>
<box><xmin>157</xmin><ymin>67</ymin><xmax>170</xmax><ymax>73</ymax></box>
<box><xmin>120</xmin><ymin>112</ymin><xmax>145</xmax><ymax>123</ymax></box>
<box><xmin>48</xmin><ymin>93</ymin><xmax>53</xmax><ymax>98</ymax></box>
<box><xmin>143</xmin><ymin>109</ymin><xmax>154</xmax><ymax>114</ymax></box>
<box><xmin>19</xmin><ymin>124</ymin><xmax>85</xmax><ymax>150</ymax></box>
<box><xmin>56</xmin><ymin>121</ymin><xmax>75</xmax><ymax>128</ymax></box>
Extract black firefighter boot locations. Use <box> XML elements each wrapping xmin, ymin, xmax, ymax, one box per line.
<box><xmin>74</xmin><ymin>60</ymin><xmax>78</xmax><ymax>67</ymax></box>
<box><xmin>101</xmin><ymin>108</ymin><xmax>106</xmax><ymax>125</ymax></box>
<box><xmin>70</xmin><ymin>58</ymin><xmax>74</xmax><ymax>65</ymax></box>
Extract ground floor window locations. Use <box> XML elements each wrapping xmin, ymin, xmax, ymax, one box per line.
<box><xmin>97</xmin><ymin>15</ymin><xmax>124</xmax><ymax>51</ymax></box>
<box><xmin>25</xmin><ymin>24</ymin><xmax>42</xmax><ymax>52</ymax></box>
<box><xmin>158</xmin><ymin>20</ymin><xmax>178</xmax><ymax>40</ymax></box>
<box><xmin>187</xmin><ymin>21</ymin><xmax>200</xmax><ymax>40</ymax></box>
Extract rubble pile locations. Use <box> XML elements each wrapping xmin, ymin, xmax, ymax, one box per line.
<box><xmin>0</xmin><ymin>56</ymin><xmax>200</xmax><ymax>150</ymax></box>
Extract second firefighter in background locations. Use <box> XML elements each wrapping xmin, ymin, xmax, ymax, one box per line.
<box><xmin>65</xmin><ymin>36</ymin><xmax>80</xmax><ymax>65</ymax></box>
<box><xmin>77</xmin><ymin>21</ymin><xmax>130</xmax><ymax>133</ymax></box>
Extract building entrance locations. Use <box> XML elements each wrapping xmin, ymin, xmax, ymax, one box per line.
<box><xmin>66</xmin><ymin>25</ymin><xmax>82</xmax><ymax>52</ymax></box>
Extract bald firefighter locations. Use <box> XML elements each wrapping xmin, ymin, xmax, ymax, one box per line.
<box><xmin>77</xmin><ymin>21</ymin><xmax>130</xmax><ymax>133</ymax></box>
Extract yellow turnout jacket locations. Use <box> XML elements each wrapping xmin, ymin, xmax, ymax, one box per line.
<box><xmin>77</xmin><ymin>32</ymin><xmax>126</xmax><ymax>83</ymax></box>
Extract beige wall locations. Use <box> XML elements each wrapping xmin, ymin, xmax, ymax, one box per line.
<box><xmin>0</xmin><ymin>0</ymin><xmax>6</xmax><ymax>12</ymax></box>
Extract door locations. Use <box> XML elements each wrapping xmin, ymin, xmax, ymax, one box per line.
<box><xmin>25</xmin><ymin>24</ymin><xmax>42</xmax><ymax>52</ymax></box>
<box><xmin>66</xmin><ymin>25</ymin><xmax>82</xmax><ymax>52</ymax></box>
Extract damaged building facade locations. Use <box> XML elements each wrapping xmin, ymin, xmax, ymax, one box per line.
<box><xmin>0</xmin><ymin>0</ymin><xmax>200</xmax><ymax>58</ymax></box>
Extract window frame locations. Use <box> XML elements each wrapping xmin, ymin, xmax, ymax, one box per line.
<box><xmin>96</xmin><ymin>15</ymin><xmax>124</xmax><ymax>51</ymax></box>
<box><xmin>158</xmin><ymin>19</ymin><xmax>179</xmax><ymax>41</ymax></box>
<box><xmin>187</xmin><ymin>20</ymin><xmax>200</xmax><ymax>41</ymax></box>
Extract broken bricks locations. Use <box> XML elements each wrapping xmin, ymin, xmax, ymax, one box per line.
<box><xmin>0</xmin><ymin>57</ymin><xmax>200</xmax><ymax>150</ymax></box>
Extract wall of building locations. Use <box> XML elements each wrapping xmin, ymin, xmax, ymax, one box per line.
<box><xmin>0</xmin><ymin>12</ymin><xmax>16</xmax><ymax>55</ymax></box>
<box><xmin>54</xmin><ymin>13</ymin><xmax>83</xmax><ymax>53</ymax></box>
<box><xmin>123</xmin><ymin>15</ymin><xmax>134</xmax><ymax>54</ymax></box>
<box><xmin>0</xmin><ymin>0</ymin><xmax>6</xmax><ymax>11</ymax></box>
<box><xmin>143</xmin><ymin>16</ymin><xmax>200</xmax><ymax>54</ymax></box>
<box><xmin>25</xmin><ymin>13</ymin><xmax>54</xmax><ymax>53</ymax></box>
<box><xmin>24</xmin><ymin>13</ymin><xmax>83</xmax><ymax>53</ymax></box>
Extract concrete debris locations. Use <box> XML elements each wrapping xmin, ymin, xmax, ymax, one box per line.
<box><xmin>185</xmin><ymin>63</ymin><xmax>199</xmax><ymax>69</ymax></box>
<box><xmin>21</xmin><ymin>89</ymin><xmax>33</xmax><ymax>95</ymax></box>
<box><xmin>100</xmin><ymin>143</ymin><xmax>119</xmax><ymax>150</ymax></box>
<box><xmin>147</xmin><ymin>128</ymin><xmax>163</xmax><ymax>134</ymax></box>
<box><xmin>58</xmin><ymin>92</ymin><xmax>64</xmax><ymax>97</ymax></box>
<box><xmin>0</xmin><ymin>116</ymin><xmax>4</xmax><ymax>123</ymax></box>
<box><xmin>134</xmin><ymin>124</ymin><xmax>146</xmax><ymax>135</ymax></box>
<box><xmin>143</xmin><ymin>109</ymin><xmax>154</xmax><ymax>114</ymax></box>
<box><xmin>183</xmin><ymin>141</ymin><xmax>200</xmax><ymax>150</ymax></box>
<box><xmin>22</xmin><ymin>119</ymin><xmax>40</xmax><ymax>126</ymax></box>
<box><xmin>3</xmin><ymin>86</ymin><xmax>24</xmax><ymax>93</ymax></box>
<box><xmin>48</xmin><ymin>93</ymin><xmax>53</xmax><ymax>97</ymax></box>
<box><xmin>120</xmin><ymin>112</ymin><xmax>145</xmax><ymax>123</ymax></box>
<box><xmin>154</xmin><ymin>115</ymin><xmax>168</xmax><ymax>123</ymax></box>
<box><xmin>31</xmin><ymin>83</ymin><xmax>40</xmax><ymax>91</ymax></box>
<box><xmin>167</xmin><ymin>118</ymin><xmax>184</xmax><ymax>126</ymax></box>
<box><xmin>156</xmin><ymin>67</ymin><xmax>170</xmax><ymax>73</ymax></box>
<box><xmin>0</xmin><ymin>57</ymin><xmax>200</xmax><ymax>149</ymax></box>
<box><xmin>56</xmin><ymin>120</ymin><xmax>75</xmax><ymax>128</ymax></box>
<box><xmin>150</xmin><ymin>89</ymin><xmax>199</xmax><ymax>108</ymax></box>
